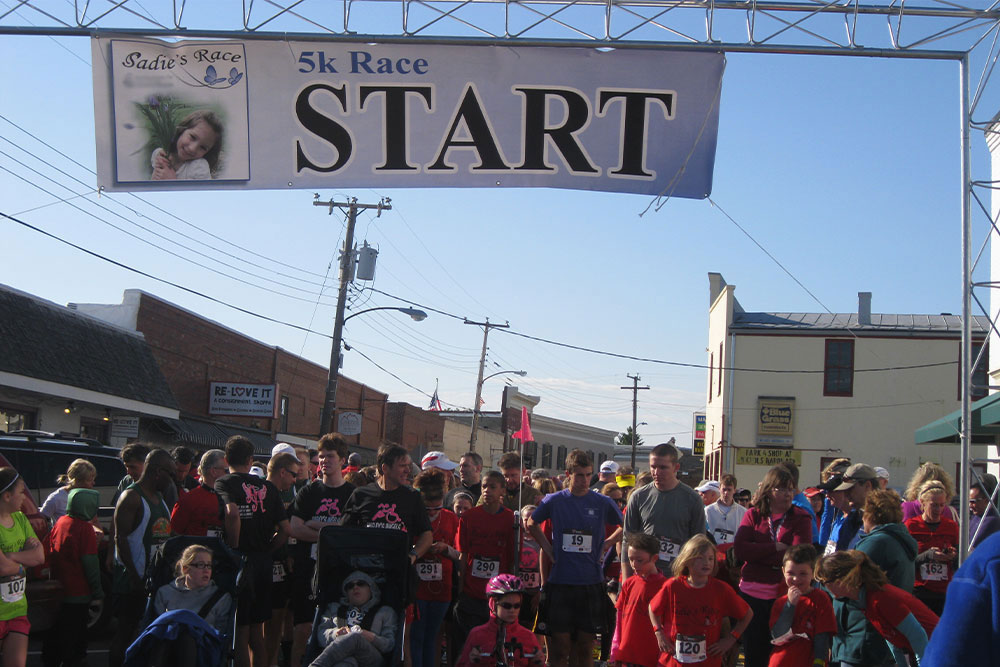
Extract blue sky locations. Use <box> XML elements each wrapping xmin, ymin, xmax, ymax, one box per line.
<box><xmin>0</xmin><ymin>17</ymin><xmax>989</xmax><ymax>449</ymax></box>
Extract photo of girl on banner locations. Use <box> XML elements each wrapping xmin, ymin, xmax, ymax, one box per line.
<box><xmin>108</xmin><ymin>39</ymin><xmax>250</xmax><ymax>185</ymax></box>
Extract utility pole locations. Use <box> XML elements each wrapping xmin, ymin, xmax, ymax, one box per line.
<box><xmin>621</xmin><ymin>374</ymin><xmax>649</xmax><ymax>469</ymax></box>
<box><xmin>314</xmin><ymin>196</ymin><xmax>391</xmax><ymax>436</ymax></box>
<box><xmin>467</xmin><ymin>318</ymin><xmax>510</xmax><ymax>451</ymax></box>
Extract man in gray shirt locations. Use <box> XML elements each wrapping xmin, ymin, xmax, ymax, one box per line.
<box><xmin>623</xmin><ymin>442</ymin><xmax>706</xmax><ymax>576</ymax></box>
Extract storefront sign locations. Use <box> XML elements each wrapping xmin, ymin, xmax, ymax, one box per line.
<box><xmin>692</xmin><ymin>412</ymin><xmax>706</xmax><ymax>457</ymax></box>
<box><xmin>736</xmin><ymin>448</ymin><xmax>802</xmax><ymax>467</ymax></box>
<box><xmin>209</xmin><ymin>382</ymin><xmax>277</xmax><ymax>417</ymax></box>
<box><xmin>338</xmin><ymin>411</ymin><xmax>362</xmax><ymax>436</ymax></box>
<box><xmin>110</xmin><ymin>415</ymin><xmax>140</xmax><ymax>438</ymax></box>
<box><xmin>757</xmin><ymin>397</ymin><xmax>794</xmax><ymax>446</ymax></box>
<box><xmin>92</xmin><ymin>38</ymin><xmax>724</xmax><ymax>197</ymax></box>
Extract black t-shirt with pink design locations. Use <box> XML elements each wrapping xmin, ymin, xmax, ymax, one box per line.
<box><xmin>344</xmin><ymin>483</ymin><xmax>432</xmax><ymax>547</ymax></box>
<box><xmin>290</xmin><ymin>479</ymin><xmax>355</xmax><ymax>563</ymax></box>
<box><xmin>214</xmin><ymin>472</ymin><xmax>285</xmax><ymax>553</ymax></box>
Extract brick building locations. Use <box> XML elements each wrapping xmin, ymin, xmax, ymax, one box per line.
<box><xmin>74</xmin><ymin>290</ymin><xmax>388</xmax><ymax>454</ymax></box>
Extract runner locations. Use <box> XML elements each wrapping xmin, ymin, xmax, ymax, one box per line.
<box><xmin>288</xmin><ymin>433</ymin><xmax>356</xmax><ymax>667</ymax></box>
<box><xmin>623</xmin><ymin>442</ymin><xmax>705</xmax><ymax>578</ymax></box>
<box><xmin>609</xmin><ymin>533</ymin><xmax>666</xmax><ymax>667</ymax></box>
<box><xmin>705</xmin><ymin>474</ymin><xmax>746</xmax><ymax>547</ymax></box>
<box><xmin>767</xmin><ymin>544</ymin><xmax>835</xmax><ymax>667</ymax></box>
<box><xmin>0</xmin><ymin>467</ymin><xmax>44</xmax><ymax>667</ymax></box>
<box><xmin>527</xmin><ymin>449</ymin><xmax>622</xmax><ymax>667</ymax></box>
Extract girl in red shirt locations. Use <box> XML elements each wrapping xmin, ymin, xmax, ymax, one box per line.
<box><xmin>904</xmin><ymin>480</ymin><xmax>958</xmax><ymax>616</ymax></box>
<box><xmin>411</xmin><ymin>470</ymin><xmax>460</xmax><ymax>667</ymax></box>
<box><xmin>649</xmin><ymin>534</ymin><xmax>752</xmax><ymax>667</ymax></box>
<box><xmin>817</xmin><ymin>550</ymin><xmax>938</xmax><ymax>667</ymax></box>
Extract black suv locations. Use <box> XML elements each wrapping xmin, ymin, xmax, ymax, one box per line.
<box><xmin>0</xmin><ymin>431</ymin><xmax>126</xmax><ymax>633</ymax></box>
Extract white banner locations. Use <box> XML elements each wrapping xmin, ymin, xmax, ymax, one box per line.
<box><xmin>93</xmin><ymin>38</ymin><xmax>723</xmax><ymax>197</ymax></box>
<box><xmin>209</xmin><ymin>382</ymin><xmax>277</xmax><ymax>417</ymax></box>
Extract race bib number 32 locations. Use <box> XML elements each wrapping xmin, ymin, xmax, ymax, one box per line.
<box><xmin>659</xmin><ymin>537</ymin><xmax>681</xmax><ymax>562</ymax></box>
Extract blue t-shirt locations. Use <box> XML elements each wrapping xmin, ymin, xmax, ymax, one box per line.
<box><xmin>531</xmin><ymin>489</ymin><xmax>622</xmax><ymax>586</ymax></box>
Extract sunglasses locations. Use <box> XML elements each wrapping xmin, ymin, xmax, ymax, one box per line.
<box><xmin>497</xmin><ymin>602</ymin><xmax>521</xmax><ymax>610</ymax></box>
<box><xmin>345</xmin><ymin>581</ymin><xmax>368</xmax><ymax>590</ymax></box>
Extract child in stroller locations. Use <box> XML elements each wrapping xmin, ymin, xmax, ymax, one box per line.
<box><xmin>124</xmin><ymin>537</ymin><xmax>240</xmax><ymax>667</ymax></box>
<box><xmin>308</xmin><ymin>570</ymin><xmax>397</xmax><ymax>667</ymax></box>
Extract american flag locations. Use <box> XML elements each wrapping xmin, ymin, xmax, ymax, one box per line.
<box><xmin>429</xmin><ymin>381</ymin><xmax>443</xmax><ymax>411</ymax></box>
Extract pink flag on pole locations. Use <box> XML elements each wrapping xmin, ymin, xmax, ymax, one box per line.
<box><xmin>511</xmin><ymin>406</ymin><xmax>533</xmax><ymax>442</ymax></box>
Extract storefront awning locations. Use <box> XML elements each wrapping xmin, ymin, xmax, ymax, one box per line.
<box><xmin>158</xmin><ymin>417</ymin><xmax>277</xmax><ymax>454</ymax></box>
<box><xmin>914</xmin><ymin>392</ymin><xmax>1000</xmax><ymax>444</ymax></box>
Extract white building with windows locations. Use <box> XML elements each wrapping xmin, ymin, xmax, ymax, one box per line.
<box><xmin>705</xmin><ymin>273</ymin><xmax>990</xmax><ymax>489</ymax></box>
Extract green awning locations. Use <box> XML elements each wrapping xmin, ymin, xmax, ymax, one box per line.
<box><xmin>915</xmin><ymin>392</ymin><xmax>1000</xmax><ymax>444</ymax></box>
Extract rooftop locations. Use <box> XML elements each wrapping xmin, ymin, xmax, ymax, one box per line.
<box><xmin>731</xmin><ymin>312</ymin><xmax>990</xmax><ymax>333</ymax></box>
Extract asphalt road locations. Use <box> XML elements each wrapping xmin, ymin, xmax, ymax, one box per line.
<box><xmin>27</xmin><ymin>629</ymin><xmax>112</xmax><ymax>667</ymax></box>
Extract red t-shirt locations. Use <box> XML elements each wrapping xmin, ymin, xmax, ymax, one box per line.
<box><xmin>170</xmin><ymin>484</ymin><xmax>224</xmax><ymax>537</ymax></box>
<box><xmin>905</xmin><ymin>515</ymin><xmax>959</xmax><ymax>594</ymax></box>
<box><xmin>767</xmin><ymin>587</ymin><xmax>837</xmax><ymax>667</ymax></box>
<box><xmin>864</xmin><ymin>584</ymin><xmax>939</xmax><ymax>651</ymax></box>
<box><xmin>649</xmin><ymin>576</ymin><xmax>750</xmax><ymax>667</ymax></box>
<box><xmin>48</xmin><ymin>514</ymin><xmax>98</xmax><ymax>598</ymax></box>
<box><xmin>457</xmin><ymin>504</ymin><xmax>516</xmax><ymax>599</ymax></box>
<box><xmin>614</xmin><ymin>571</ymin><xmax>667</xmax><ymax>667</ymax></box>
<box><xmin>417</xmin><ymin>508</ymin><xmax>459</xmax><ymax>603</ymax></box>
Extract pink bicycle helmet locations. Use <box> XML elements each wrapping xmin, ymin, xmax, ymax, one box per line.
<box><xmin>486</xmin><ymin>574</ymin><xmax>524</xmax><ymax>597</ymax></box>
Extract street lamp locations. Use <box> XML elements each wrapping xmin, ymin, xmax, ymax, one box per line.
<box><xmin>319</xmin><ymin>305</ymin><xmax>428</xmax><ymax>435</ymax></box>
<box><xmin>469</xmin><ymin>369</ymin><xmax>527</xmax><ymax>451</ymax></box>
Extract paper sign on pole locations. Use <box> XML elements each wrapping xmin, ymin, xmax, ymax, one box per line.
<box><xmin>93</xmin><ymin>38</ymin><xmax>724</xmax><ymax>197</ymax></box>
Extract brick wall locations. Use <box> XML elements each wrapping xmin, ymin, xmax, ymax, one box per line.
<box><xmin>385</xmin><ymin>402</ymin><xmax>444</xmax><ymax>457</ymax></box>
<box><xmin>134</xmin><ymin>293</ymin><xmax>387</xmax><ymax>443</ymax></box>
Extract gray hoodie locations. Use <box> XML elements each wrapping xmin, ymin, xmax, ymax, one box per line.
<box><xmin>152</xmin><ymin>577</ymin><xmax>232</xmax><ymax>634</ymax></box>
<box><xmin>316</xmin><ymin>570</ymin><xmax>397</xmax><ymax>655</ymax></box>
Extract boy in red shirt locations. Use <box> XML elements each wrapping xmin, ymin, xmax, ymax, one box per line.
<box><xmin>610</xmin><ymin>533</ymin><xmax>666</xmax><ymax>667</ymax></box>
<box><xmin>768</xmin><ymin>544</ymin><xmax>836</xmax><ymax>667</ymax></box>
<box><xmin>43</xmin><ymin>488</ymin><xmax>103</xmax><ymax>667</ymax></box>
<box><xmin>455</xmin><ymin>471</ymin><xmax>517</xmax><ymax>655</ymax></box>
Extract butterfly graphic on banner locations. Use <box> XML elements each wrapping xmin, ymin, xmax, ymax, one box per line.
<box><xmin>203</xmin><ymin>65</ymin><xmax>244</xmax><ymax>86</ymax></box>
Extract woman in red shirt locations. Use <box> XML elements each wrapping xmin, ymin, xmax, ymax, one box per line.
<box><xmin>411</xmin><ymin>469</ymin><xmax>460</xmax><ymax>667</ymax></box>
<box><xmin>733</xmin><ymin>465</ymin><xmax>813</xmax><ymax>667</ymax></box>
<box><xmin>904</xmin><ymin>480</ymin><xmax>958</xmax><ymax>616</ymax></box>
<box><xmin>817</xmin><ymin>550</ymin><xmax>938</xmax><ymax>667</ymax></box>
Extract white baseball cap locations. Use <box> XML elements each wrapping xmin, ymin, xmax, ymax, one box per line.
<box><xmin>249</xmin><ymin>465</ymin><xmax>266</xmax><ymax>478</ymax></box>
<box><xmin>874</xmin><ymin>466</ymin><xmax>890</xmax><ymax>481</ymax></box>
<box><xmin>695</xmin><ymin>480</ymin><xmax>721</xmax><ymax>494</ymax></box>
<box><xmin>271</xmin><ymin>443</ymin><xmax>296</xmax><ymax>458</ymax></box>
<box><xmin>600</xmin><ymin>460</ymin><xmax>620</xmax><ymax>474</ymax></box>
<box><xmin>420</xmin><ymin>451</ymin><xmax>458</xmax><ymax>471</ymax></box>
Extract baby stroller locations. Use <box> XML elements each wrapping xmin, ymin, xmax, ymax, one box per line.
<box><xmin>124</xmin><ymin>535</ymin><xmax>244</xmax><ymax>667</ymax></box>
<box><xmin>302</xmin><ymin>525</ymin><xmax>412</xmax><ymax>667</ymax></box>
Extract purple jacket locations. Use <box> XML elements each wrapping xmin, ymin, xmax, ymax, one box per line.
<box><xmin>734</xmin><ymin>506</ymin><xmax>813</xmax><ymax>588</ymax></box>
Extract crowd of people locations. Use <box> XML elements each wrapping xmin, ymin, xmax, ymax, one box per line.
<box><xmin>1</xmin><ymin>434</ymin><xmax>997</xmax><ymax>666</ymax></box>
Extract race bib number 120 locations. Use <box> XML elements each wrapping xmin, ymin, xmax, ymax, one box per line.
<box><xmin>675</xmin><ymin>634</ymin><xmax>707</xmax><ymax>663</ymax></box>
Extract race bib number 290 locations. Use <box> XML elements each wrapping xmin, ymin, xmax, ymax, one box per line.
<box><xmin>471</xmin><ymin>557</ymin><xmax>500</xmax><ymax>579</ymax></box>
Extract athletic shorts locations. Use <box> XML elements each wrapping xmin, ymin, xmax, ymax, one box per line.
<box><xmin>536</xmin><ymin>582</ymin><xmax>609</xmax><ymax>636</ymax></box>
<box><xmin>271</xmin><ymin>559</ymin><xmax>291</xmax><ymax>609</ymax></box>
<box><xmin>290</xmin><ymin>559</ymin><xmax>318</xmax><ymax>625</ymax></box>
<box><xmin>237</xmin><ymin>553</ymin><xmax>273</xmax><ymax>625</ymax></box>
<box><xmin>0</xmin><ymin>615</ymin><xmax>29</xmax><ymax>639</ymax></box>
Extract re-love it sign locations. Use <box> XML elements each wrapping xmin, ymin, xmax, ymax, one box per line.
<box><xmin>209</xmin><ymin>382</ymin><xmax>277</xmax><ymax>418</ymax></box>
<box><xmin>92</xmin><ymin>37</ymin><xmax>724</xmax><ymax>197</ymax></box>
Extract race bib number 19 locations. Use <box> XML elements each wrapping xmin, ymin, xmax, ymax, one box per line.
<box><xmin>1</xmin><ymin>577</ymin><xmax>24</xmax><ymax>604</ymax></box>
<box><xmin>562</xmin><ymin>530</ymin><xmax>593</xmax><ymax>553</ymax></box>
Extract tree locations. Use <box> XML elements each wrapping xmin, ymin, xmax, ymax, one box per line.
<box><xmin>616</xmin><ymin>427</ymin><xmax>643</xmax><ymax>450</ymax></box>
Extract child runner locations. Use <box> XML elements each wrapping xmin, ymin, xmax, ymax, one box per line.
<box><xmin>0</xmin><ymin>468</ymin><xmax>44</xmax><ymax>667</ymax></box>
<box><xmin>411</xmin><ymin>469</ymin><xmax>460</xmax><ymax>667</ymax></box>
<box><xmin>527</xmin><ymin>449</ymin><xmax>623</xmax><ymax>667</ymax></box>
<box><xmin>609</xmin><ymin>533</ymin><xmax>667</xmax><ymax>667</ymax></box>
<box><xmin>768</xmin><ymin>544</ymin><xmax>836</xmax><ymax>667</ymax></box>
<box><xmin>457</xmin><ymin>574</ymin><xmax>544</xmax><ymax>666</ymax></box>
<box><xmin>43</xmin><ymin>488</ymin><xmax>103</xmax><ymax>667</ymax></box>
<box><xmin>816</xmin><ymin>550</ymin><xmax>938</xmax><ymax>667</ymax></box>
<box><xmin>517</xmin><ymin>505</ymin><xmax>542</xmax><ymax>632</ymax></box>
<box><xmin>648</xmin><ymin>534</ymin><xmax>752</xmax><ymax>667</ymax></box>
<box><xmin>151</xmin><ymin>110</ymin><xmax>223</xmax><ymax>180</ymax></box>
<box><xmin>454</xmin><ymin>470</ymin><xmax>517</xmax><ymax>655</ymax></box>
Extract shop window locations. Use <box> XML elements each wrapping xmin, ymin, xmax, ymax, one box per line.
<box><xmin>958</xmin><ymin>343</ymin><xmax>989</xmax><ymax>401</ymax></box>
<box><xmin>280</xmin><ymin>395</ymin><xmax>290</xmax><ymax>433</ymax></box>
<box><xmin>0</xmin><ymin>406</ymin><xmax>34</xmax><ymax>433</ymax></box>
<box><xmin>541</xmin><ymin>443</ymin><xmax>552</xmax><ymax>469</ymax></box>
<box><xmin>556</xmin><ymin>446</ymin><xmax>567</xmax><ymax>470</ymax></box>
<box><xmin>824</xmin><ymin>339</ymin><xmax>854</xmax><ymax>396</ymax></box>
